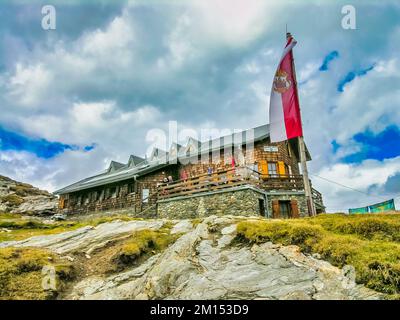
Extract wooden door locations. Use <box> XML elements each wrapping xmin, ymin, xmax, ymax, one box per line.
<box><xmin>272</xmin><ymin>200</ymin><xmax>280</xmax><ymax>218</ymax></box>
<box><xmin>290</xmin><ymin>200</ymin><xmax>300</xmax><ymax>218</ymax></box>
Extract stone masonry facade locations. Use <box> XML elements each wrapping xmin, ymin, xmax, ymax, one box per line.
<box><xmin>157</xmin><ymin>187</ymin><xmax>268</xmax><ymax>219</ymax></box>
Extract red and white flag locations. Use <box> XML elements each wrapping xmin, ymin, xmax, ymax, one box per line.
<box><xmin>269</xmin><ymin>34</ymin><xmax>303</xmax><ymax>142</ymax></box>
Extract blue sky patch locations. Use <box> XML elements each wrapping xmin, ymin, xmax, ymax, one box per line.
<box><xmin>319</xmin><ymin>50</ymin><xmax>339</xmax><ymax>71</ymax></box>
<box><xmin>337</xmin><ymin>65</ymin><xmax>375</xmax><ymax>92</ymax></box>
<box><xmin>84</xmin><ymin>144</ymin><xmax>97</xmax><ymax>152</ymax></box>
<box><xmin>0</xmin><ymin>126</ymin><xmax>92</xmax><ymax>159</ymax></box>
<box><xmin>334</xmin><ymin>126</ymin><xmax>400</xmax><ymax>163</ymax></box>
<box><xmin>331</xmin><ymin>140</ymin><xmax>340</xmax><ymax>153</ymax></box>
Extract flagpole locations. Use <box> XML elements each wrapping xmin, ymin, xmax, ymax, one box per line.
<box><xmin>286</xmin><ymin>31</ymin><xmax>317</xmax><ymax>217</ymax></box>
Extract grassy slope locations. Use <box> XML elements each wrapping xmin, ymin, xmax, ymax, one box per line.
<box><xmin>236</xmin><ymin>213</ymin><xmax>400</xmax><ymax>298</ymax></box>
<box><xmin>1</xmin><ymin>212</ymin><xmax>399</xmax><ymax>299</ymax></box>
<box><xmin>0</xmin><ymin>213</ymin><xmax>178</xmax><ymax>300</ymax></box>
<box><xmin>0</xmin><ymin>247</ymin><xmax>75</xmax><ymax>300</ymax></box>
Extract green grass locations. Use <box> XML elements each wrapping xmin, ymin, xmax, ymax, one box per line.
<box><xmin>111</xmin><ymin>228</ymin><xmax>179</xmax><ymax>270</ymax></box>
<box><xmin>0</xmin><ymin>217</ymin><xmax>80</xmax><ymax>242</ymax></box>
<box><xmin>0</xmin><ymin>213</ymin><xmax>19</xmax><ymax>220</ymax></box>
<box><xmin>236</xmin><ymin>213</ymin><xmax>400</xmax><ymax>297</ymax></box>
<box><xmin>0</xmin><ymin>215</ymin><xmax>179</xmax><ymax>299</ymax></box>
<box><xmin>0</xmin><ymin>247</ymin><xmax>75</xmax><ymax>300</ymax></box>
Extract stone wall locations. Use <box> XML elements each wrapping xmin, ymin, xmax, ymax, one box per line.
<box><xmin>266</xmin><ymin>192</ymin><xmax>308</xmax><ymax>218</ymax></box>
<box><xmin>157</xmin><ymin>187</ymin><xmax>268</xmax><ymax>219</ymax></box>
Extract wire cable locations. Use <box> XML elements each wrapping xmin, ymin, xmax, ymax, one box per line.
<box><xmin>309</xmin><ymin>173</ymin><xmax>387</xmax><ymax>201</ymax></box>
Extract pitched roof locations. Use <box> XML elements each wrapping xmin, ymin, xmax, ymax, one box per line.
<box><xmin>54</xmin><ymin>124</ymin><xmax>311</xmax><ymax>195</ymax></box>
<box><xmin>150</xmin><ymin>148</ymin><xmax>168</xmax><ymax>161</ymax></box>
<box><xmin>108</xmin><ymin>161</ymin><xmax>125</xmax><ymax>172</ymax></box>
<box><xmin>128</xmin><ymin>155</ymin><xmax>145</xmax><ymax>167</ymax></box>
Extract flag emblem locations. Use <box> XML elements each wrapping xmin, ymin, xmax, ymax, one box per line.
<box><xmin>268</xmin><ymin>34</ymin><xmax>303</xmax><ymax>142</ymax></box>
<box><xmin>273</xmin><ymin>70</ymin><xmax>291</xmax><ymax>94</ymax></box>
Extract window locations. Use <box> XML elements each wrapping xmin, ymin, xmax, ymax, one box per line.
<box><xmin>128</xmin><ymin>183</ymin><xmax>135</xmax><ymax>194</ymax></box>
<box><xmin>142</xmin><ymin>189</ymin><xmax>149</xmax><ymax>203</ymax></box>
<box><xmin>279</xmin><ymin>201</ymin><xmax>292</xmax><ymax>218</ymax></box>
<box><xmin>248</xmin><ymin>163</ymin><xmax>258</xmax><ymax>173</ymax></box>
<box><xmin>186</xmin><ymin>145</ymin><xmax>195</xmax><ymax>157</ymax></box>
<box><xmin>268</xmin><ymin>162</ymin><xmax>278</xmax><ymax>176</ymax></box>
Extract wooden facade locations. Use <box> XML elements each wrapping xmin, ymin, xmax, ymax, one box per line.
<box><xmin>56</xmin><ymin>127</ymin><xmax>325</xmax><ymax>217</ymax></box>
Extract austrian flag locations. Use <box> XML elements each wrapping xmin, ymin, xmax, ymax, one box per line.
<box><xmin>269</xmin><ymin>34</ymin><xmax>303</xmax><ymax>143</ymax></box>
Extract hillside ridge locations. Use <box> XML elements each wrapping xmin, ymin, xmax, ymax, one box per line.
<box><xmin>0</xmin><ymin>175</ymin><xmax>58</xmax><ymax>216</ymax></box>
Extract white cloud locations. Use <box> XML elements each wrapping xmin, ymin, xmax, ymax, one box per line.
<box><xmin>8</xmin><ymin>63</ymin><xmax>53</xmax><ymax>108</ymax></box>
<box><xmin>0</xmin><ymin>0</ymin><xmax>399</xmax><ymax>213</ymax></box>
<box><xmin>333</xmin><ymin>58</ymin><xmax>400</xmax><ymax>142</ymax></box>
<box><xmin>191</xmin><ymin>0</ymin><xmax>278</xmax><ymax>47</ymax></box>
<box><xmin>314</xmin><ymin>157</ymin><xmax>400</xmax><ymax>212</ymax></box>
<box><xmin>0</xmin><ymin>147</ymin><xmax>111</xmax><ymax>193</ymax></box>
<box><xmin>79</xmin><ymin>14</ymin><xmax>135</xmax><ymax>68</ymax></box>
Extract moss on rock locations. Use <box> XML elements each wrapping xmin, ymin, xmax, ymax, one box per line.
<box><xmin>111</xmin><ymin>229</ymin><xmax>179</xmax><ymax>270</ymax></box>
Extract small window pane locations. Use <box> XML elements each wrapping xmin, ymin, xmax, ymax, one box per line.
<box><xmin>142</xmin><ymin>189</ymin><xmax>149</xmax><ymax>203</ymax></box>
<box><xmin>268</xmin><ymin>162</ymin><xmax>278</xmax><ymax>175</ymax></box>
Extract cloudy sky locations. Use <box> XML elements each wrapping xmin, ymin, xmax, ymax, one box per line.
<box><xmin>0</xmin><ymin>0</ymin><xmax>399</xmax><ymax>212</ymax></box>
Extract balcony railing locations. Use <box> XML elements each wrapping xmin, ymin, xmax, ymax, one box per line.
<box><xmin>157</xmin><ymin>166</ymin><xmax>309</xmax><ymax>200</ymax></box>
<box><xmin>312</xmin><ymin>188</ymin><xmax>324</xmax><ymax>206</ymax></box>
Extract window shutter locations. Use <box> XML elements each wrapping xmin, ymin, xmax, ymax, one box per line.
<box><xmin>59</xmin><ymin>197</ymin><xmax>65</xmax><ymax>209</ymax></box>
<box><xmin>259</xmin><ymin>160</ymin><xmax>268</xmax><ymax>176</ymax></box>
<box><xmin>290</xmin><ymin>200</ymin><xmax>299</xmax><ymax>218</ymax></box>
<box><xmin>278</xmin><ymin>161</ymin><xmax>286</xmax><ymax>176</ymax></box>
<box><xmin>272</xmin><ymin>200</ymin><xmax>280</xmax><ymax>218</ymax></box>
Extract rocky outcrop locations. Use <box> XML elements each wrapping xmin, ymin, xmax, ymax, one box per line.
<box><xmin>0</xmin><ymin>219</ymin><xmax>165</xmax><ymax>254</ymax></box>
<box><xmin>0</xmin><ymin>175</ymin><xmax>58</xmax><ymax>215</ymax></box>
<box><xmin>0</xmin><ymin>215</ymin><xmax>383</xmax><ymax>300</ymax></box>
